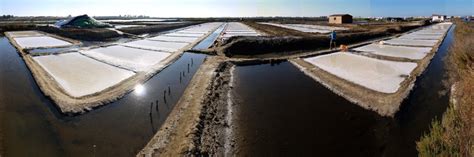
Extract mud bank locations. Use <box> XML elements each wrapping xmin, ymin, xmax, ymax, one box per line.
<box><xmin>5</xmin><ymin>29</ymin><xmax>213</xmax><ymax>115</ymax></box>
<box><xmin>188</xmin><ymin>61</ymin><xmax>233</xmax><ymax>156</ymax></box>
<box><xmin>0</xmin><ymin>105</ymin><xmax>3</xmax><ymax>156</ymax></box>
<box><xmin>218</xmin><ymin>22</ymin><xmax>426</xmax><ymax>57</ymax></box>
<box><xmin>290</xmin><ymin>25</ymin><xmax>453</xmax><ymax>117</ymax></box>
<box><xmin>137</xmin><ymin>57</ymin><xmax>230</xmax><ymax>156</ymax></box>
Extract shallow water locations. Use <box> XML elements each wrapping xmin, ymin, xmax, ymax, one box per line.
<box><xmin>192</xmin><ymin>23</ymin><xmax>226</xmax><ymax>50</ymax></box>
<box><xmin>231</xmin><ymin>26</ymin><xmax>454</xmax><ymax>156</ymax></box>
<box><xmin>0</xmin><ymin>35</ymin><xmax>206</xmax><ymax>156</ymax></box>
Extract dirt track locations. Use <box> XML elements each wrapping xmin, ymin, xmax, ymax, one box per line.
<box><xmin>0</xmin><ymin>103</ymin><xmax>3</xmax><ymax>156</ymax></box>
<box><xmin>137</xmin><ymin>56</ymin><xmax>232</xmax><ymax>156</ymax></box>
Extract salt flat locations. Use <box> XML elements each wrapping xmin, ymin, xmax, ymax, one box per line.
<box><xmin>260</xmin><ymin>23</ymin><xmax>347</xmax><ymax>33</ymax></box>
<box><xmin>163</xmin><ymin>33</ymin><xmax>204</xmax><ymax>38</ymax></box>
<box><xmin>148</xmin><ymin>36</ymin><xmax>198</xmax><ymax>43</ymax></box>
<box><xmin>122</xmin><ymin>39</ymin><xmax>189</xmax><ymax>52</ymax></box>
<box><xmin>355</xmin><ymin>44</ymin><xmax>432</xmax><ymax>60</ymax></box>
<box><xmin>304</xmin><ymin>52</ymin><xmax>417</xmax><ymax>93</ymax></box>
<box><xmin>33</xmin><ymin>53</ymin><xmax>135</xmax><ymax>97</ymax></box>
<box><xmin>81</xmin><ymin>45</ymin><xmax>171</xmax><ymax>71</ymax></box>
<box><xmin>383</xmin><ymin>38</ymin><xmax>438</xmax><ymax>47</ymax></box>
<box><xmin>173</xmin><ymin>30</ymin><xmax>208</xmax><ymax>34</ymax></box>
<box><xmin>13</xmin><ymin>36</ymin><xmax>73</xmax><ymax>49</ymax></box>
<box><xmin>399</xmin><ymin>33</ymin><xmax>443</xmax><ymax>40</ymax></box>
<box><xmin>221</xmin><ymin>22</ymin><xmax>260</xmax><ymax>40</ymax></box>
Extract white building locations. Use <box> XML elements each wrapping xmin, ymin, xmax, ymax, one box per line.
<box><xmin>432</xmin><ymin>14</ymin><xmax>447</xmax><ymax>22</ymax></box>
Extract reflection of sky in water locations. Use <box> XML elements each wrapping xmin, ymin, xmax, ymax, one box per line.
<box><xmin>134</xmin><ymin>84</ymin><xmax>146</xmax><ymax>96</ymax></box>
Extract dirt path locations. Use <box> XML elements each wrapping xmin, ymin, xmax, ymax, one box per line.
<box><xmin>137</xmin><ymin>56</ymin><xmax>229</xmax><ymax>156</ymax></box>
<box><xmin>0</xmin><ymin>95</ymin><xmax>4</xmax><ymax>156</ymax></box>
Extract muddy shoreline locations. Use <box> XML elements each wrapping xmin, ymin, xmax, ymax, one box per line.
<box><xmin>137</xmin><ymin>57</ymin><xmax>230</xmax><ymax>156</ymax></box>
<box><xmin>4</xmin><ymin>26</ymin><xmax>217</xmax><ymax>115</ymax></box>
<box><xmin>136</xmin><ymin>23</ymin><xmax>444</xmax><ymax>156</ymax></box>
<box><xmin>290</xmin><ymin>25</ymin><xmax>453</xmax><ymax>117</ymax></box>
<box><xmin>0</xmin><ymin>105</ymin><xmax>3</xmax><ymax>156</ymax></box>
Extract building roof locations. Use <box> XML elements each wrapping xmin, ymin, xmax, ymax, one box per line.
<box><xmin>329</xmin><ymin>14</ymin><xmax>352</xmax><ymax>17</ymax></box>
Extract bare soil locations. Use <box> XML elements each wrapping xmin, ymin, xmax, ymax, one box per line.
<box><xmin>0</xmin><ymin>102</ymin><xmax>3</xmax><ymax>156</ymax></box>
<box><xmin>137</xmin><ymin>57</ymin><xmax>229</xmax><ymax>156</ymax></box>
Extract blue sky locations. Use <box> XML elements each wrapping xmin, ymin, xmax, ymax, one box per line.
<box><xmin>0</xmin><ymin>0</ymin><xmax>472</xmax><ymax>17</ymax></box>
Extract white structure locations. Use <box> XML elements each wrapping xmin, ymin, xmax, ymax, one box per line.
<box><xmin>432</xmin><ymin>14</ymin><xmax>446</xmax><ymax>22</ymax></box>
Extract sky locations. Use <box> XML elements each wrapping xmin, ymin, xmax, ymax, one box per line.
<box><xmin>0</xmin><ymin>0</ymin><xmax>472</xmax><ymax>17</ymax></box>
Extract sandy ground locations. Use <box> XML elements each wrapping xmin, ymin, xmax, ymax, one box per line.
<box><xmin>4</xmin><ymin>23</ymin><xmax>220</xmax><ymax>115</ymax></box>
<box><xmin>137</xmin><ymin>57</ymin><xmax>228</xmax><ymax>157</ymax></box>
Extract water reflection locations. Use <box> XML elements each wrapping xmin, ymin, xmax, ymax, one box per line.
<box><xmin>0</xmin><ymin>36</ymin><xmax>207</xmax><ymax>157</ymax></box>
<box><xmin>134</xmin><ymin>84</ymin><xmax>145</xmax><ymax>96</ymax></box>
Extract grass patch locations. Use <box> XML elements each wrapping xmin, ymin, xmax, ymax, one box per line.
<box><xmin>417</xmin><ymin>19</ymin><xmax>473</xmax><ymax>157</ymax></box>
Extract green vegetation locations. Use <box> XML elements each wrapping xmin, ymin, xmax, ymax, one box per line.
<box><xmin>417</xmin><ymin>20</ymin><xmax>473</xmax><ymax>157</ymax></box>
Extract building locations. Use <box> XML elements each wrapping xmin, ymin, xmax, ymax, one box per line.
<box><xmin>385</xmin><ymin>17</ymin><xmax>405</xmax><ymax>22</ymax></box>
<box><xmin>329</xmin><ymin>14</ymin><xmax>353</xmax><ymax>24</ymax></box>
<box><xmin>432</xmin><ymin>14</ymin><xmax>447</xmax><ymax>22</ymax></box>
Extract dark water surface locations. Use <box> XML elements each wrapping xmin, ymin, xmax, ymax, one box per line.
<box><xmin>232</xmin><ymin>26</ymin><xmax>454</xmax><ymax>156</ymax></box>
<box><xmin>0</xmin><ymin>35</ymin><xmax>206</xmax><ymax>157</ymax></box>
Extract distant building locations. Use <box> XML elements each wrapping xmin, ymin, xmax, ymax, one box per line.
<box><xmin>385</xmin><ymin>17</ymin><xmax>405</xmax><ymax>22</ymax></box>
<box><xmin>329</xmin><ymin>14</ymin><xmax>353</xmax><ymax>24</ymax></box>
<box><xmin>432</xmin><ymin>14</ymin><xmax>447</xmax><ymax>22</ymax></box>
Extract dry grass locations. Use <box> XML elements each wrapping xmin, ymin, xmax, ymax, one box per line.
<box><xmin>417</xmin><ymin>19</ymin><xmax>474</xmax><ymax>157</ymax></box>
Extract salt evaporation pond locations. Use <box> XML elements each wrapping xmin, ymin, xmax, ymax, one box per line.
<box><xmin>384</xmin><ymin>38</ymin><xmax>438</xmax><ymax>47</ymax></box>
<box><xmin>221</xmin><ymin>22</ymin><xmax>260</xmax><ymax>40</ymax></box>
<box><xmin>304</xmin><ymin>52</ymin><xmax>417</xmax><ymax>93</ymax></box>
<box><xmin>148</xmin><ymin>36</ymin><xmax>198</xmax><ymax>43</ymax></box>
<box><xmin>229</xmin><ymin>24</ymin><xmax>455</xmax><ymax>157</ymax></box>
<box><xmin>13</xmin><ymin>36</ymin><xmax>73</xmax><ymax>49</ymax></box>
<box><xmin>123</xmin><ymin>39</ymin><xmax>189</xmax><ymax>52</ymax></box>
<box><xmin>354</xmin><ymin>44</ymin><xmax>432</xmax><ymax>60</ymax></box>
<box><xmin>81</xmin><ymin>45</ymin><xmax>171</xmax><ymax>72</ymax></box>
<box><xmin>0</xmin><ymin>34</ymin><xmax>207</xmax><ymax>156</ymax></box>
<box><xmin>33</xmin><ymin>52</ymin><xmax>136</xmax><ymax>97</ymax></box>
<box><xmin>260</xmin><ymin>22</ymin><xmax>348</xmax><ymax>33</ymax></box>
